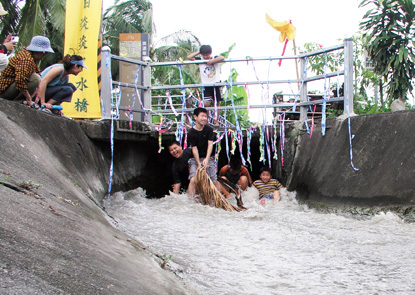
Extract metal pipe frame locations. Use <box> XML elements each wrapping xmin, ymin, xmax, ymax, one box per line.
<box><xmin>150</xmin><ymin>44</ymin><xmax>345</xmax><ymax>67</ymax></box>
<box><xmin>115</xmin><ymin>97</ymin><xmax>344</xmax><ymax>114</ymax></box>
<box><xmin>150</xmin><ymin>71</ymin><xmax>344</xmax><ymax>91</ymax></box>
<box><xmin>102</xmin><ymin>41</ymin><xmax>352</xmax><ymax>124</ymax></box>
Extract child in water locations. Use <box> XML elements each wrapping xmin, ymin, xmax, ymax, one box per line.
<box><xmin>253</xmin><ymin>166</ymin><xmax>283</xmax><ymax>205</ymax></box>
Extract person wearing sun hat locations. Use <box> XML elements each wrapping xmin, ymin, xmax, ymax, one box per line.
<box><xmin>0</xmin><ymin>3</ymin><xmax>17</xmax><ymax>72</ymax></box>
<box><xmin>35</xmin><ymin>54</ymin><xmax>87</xmax><ymax>114</ymax></box>
<box><xmin>0</xmin><ymin>35</ymin><xmax>54</xmax><ymax>106</ymax></box>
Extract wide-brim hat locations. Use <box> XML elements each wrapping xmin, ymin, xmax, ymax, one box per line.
<box><xmin>70</xmin><ymin>59</ymin><xmax>88</xmax><ymax>69</ymax></box>
<box><xmin>0</xmin><ymin>3</ymin><xmax>8</xmax><ymax>16</ymax></box>
<box><xmin>26</xmin><ymin>35</ymin><xmax>54</xmax><ymax>53</ymax></box>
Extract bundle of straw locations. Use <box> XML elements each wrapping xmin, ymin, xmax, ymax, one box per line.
<box><xmin>194</xmin><ymin>166</ymin><xmax>242</xmax><ymax>212</ymax></box>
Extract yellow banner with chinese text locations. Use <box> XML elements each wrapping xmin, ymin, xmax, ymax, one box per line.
<box><xmin>63</xmin><ymin>0</ymin><xmax>102</xmax><ymax>119</ymax></box>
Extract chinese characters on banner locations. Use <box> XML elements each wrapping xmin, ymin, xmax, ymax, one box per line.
<box><xmin>63</xmin><ymin>0</ymin><xmax>102</xmax><ymax>118</ymax></box>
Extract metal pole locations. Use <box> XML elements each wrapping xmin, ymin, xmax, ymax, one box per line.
<box><xmin>142</xmin><ymin>59</ymin><xmax>152</xmax><ymax>124</ymax></box>
<box><xmin>344</xmin><ymin>38</ymin><xmax>355</xmax><ymax>116</ymax></box>
<box><xmin>299</xmin><ymin>55</ymin><xmax>308</xmax><ymax>122</ymax></box>
<box><xmin>101</xmin><ymin>46</ymin><xmax>112</xmax><ymax>119</ymax></box>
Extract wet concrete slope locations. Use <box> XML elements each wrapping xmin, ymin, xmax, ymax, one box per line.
<box><xmin>286</xmin><ymin>110</ymin><xmax>415</xmax><ymax>207</ymax></box>
<box><xmin>0</xmin><ymin>99</ymin><xmax>192</xmax><ymax>294</ymax></box>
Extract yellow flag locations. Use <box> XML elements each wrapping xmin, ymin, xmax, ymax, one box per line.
<box><xmin>63</xmin><ymin>0</ymin><xmax>102</xmax><ymax>119</ymax></box>
<box><xmin>266</xmin><ymin>14</ymin><xmax>296</xmax><ymax>42</ymax></box>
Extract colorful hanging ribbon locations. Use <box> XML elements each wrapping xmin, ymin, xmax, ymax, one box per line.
<box><xmin>107</xmin><ymin>109</ymin><xmax>116</xmax><ymax>200</ymax></box>
<box><xmin>156</xmin><ymin>118</ymin><xmax>174</xmax><ymax>153</ymax></box>
<box><xmin>279</xmin><ymin>113</ymin><xmax>286</xmax><ymax>167</ymax></box>
<box><xmin>321</xmin><ymin>53</ymin><xmax>328</xmax><ymax>136</ymax></box>
<box><xmin>228</xmin><ymin>62</ymin><xmax>246</xmax><ymax>165</ymax></box>
<box><xmin>177</xmin><ymin>65</ymin><xmax>187</xmax><ymax>146</ymax></box>
<box><xmin>214</xmin><ymin>132</ymin><xmax>224</xmax><ymax>167</ymax></box>
<box><xmin>266</xmin><ymin>125</ymin><xmax>272</xmax><ymax>168</ymax></box>
<box><xmin>273</xmin><ymin>118</ymin><xmax>278</xmax><ymax>160</ymax></box>
<box><xmin>167</xmin><ymin>90</ymin><xmax>178</xmax><ymax>116</ymax></box>
<box><xmin>310</xmin><ymin>104</ymin><xmax>317</xmax><ymax>138</ymax></box>
<box><xmin>259</xmin><ymin>124</ymin><xmax>265</xmax><ymax>163</ymax></box>
<box><xmin>246</xmin><ymin>126</ymin><xmax>253</xmax><ymax>165</ymax></box>
<box><xmin>122</xmin><ymin>107</ymin><xmax>134</xmax><ymax>130</ymax></box>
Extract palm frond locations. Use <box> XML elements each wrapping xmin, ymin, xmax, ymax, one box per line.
<box><xmin>0</xmin><ymin>0</ymin><xmax>21</xmax><ymax>40</ymax></box>
<box><xmin>17</xmin><ymin>0</ymin><xmax>46</xmax><ymax>49</ymax></box>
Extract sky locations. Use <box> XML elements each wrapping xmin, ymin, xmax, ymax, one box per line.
<box><xmin>103</xmin><ymin>0</ymin><xmax>367</xmax><ymax>121</ymax></box>
<box><xmin>104</xmin><ymin>0</ymin><xmax>365</xmax><ymax>52</ymax></box>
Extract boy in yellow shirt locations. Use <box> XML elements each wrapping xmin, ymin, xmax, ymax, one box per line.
<box><xmin>253</xmin><ymin>166</ymin><xmax>283</xmax><ymax>205</ymax></box>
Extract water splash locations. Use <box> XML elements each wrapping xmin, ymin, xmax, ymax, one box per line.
<box><xmin>104</xmin><ymin>188</ymin><xmax>415</xmax><ymax>295</ymax></box>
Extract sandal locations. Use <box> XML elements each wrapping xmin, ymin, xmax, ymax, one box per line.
<box><xmin>39</xmin><ymin>108</ymin><xmax>52</xmax><ymax>114</ymax></box>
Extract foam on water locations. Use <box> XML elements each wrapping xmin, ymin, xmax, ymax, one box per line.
<box><xmin>104</xmin><ymin>188</ymin><xmax>415</xmax><ymax>295</ymax></box>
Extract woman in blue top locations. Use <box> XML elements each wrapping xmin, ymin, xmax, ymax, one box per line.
<box><xmin>36</xmin><ymin>54</ymin><xmax>87</xmax><ymax>112</ymax></box>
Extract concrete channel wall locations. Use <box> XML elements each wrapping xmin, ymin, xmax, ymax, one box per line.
<box><xmin>285</xmin><ymin>110</ymin><xmax>415</xmax><ymax>207</ymax></box>
<box><xmin>0</xmin><ymin>99</ymin><xmax>192</xmax><ymax>294</ymax></box>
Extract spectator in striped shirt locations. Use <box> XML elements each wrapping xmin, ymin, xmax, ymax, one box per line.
<box><xmin>253</xmin><ymin>166</ymin><xmax>284</xmax><ymax>205</ymax></box>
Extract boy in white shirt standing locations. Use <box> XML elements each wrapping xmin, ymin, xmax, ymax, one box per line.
<box><xmin>187</xmin><ymin>45</ymin><xmax>224</xmax><ymax>125</ymax></box>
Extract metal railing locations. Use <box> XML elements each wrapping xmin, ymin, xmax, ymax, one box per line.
<box><xmin>100</xmin><ymin>38</ymin><xmax>353</xmax><ymax>127</ymax></box>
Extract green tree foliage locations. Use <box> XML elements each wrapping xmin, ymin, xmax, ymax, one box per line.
<box><xmin>0</xmin><ymin>0</ymin><xmax>65</xmax><ymax>68</ymax></box>
<box><xmin>0</xmin><ymin>1</ymin><xmax>20</xmax><ymax>40</ymax></box>
<box><xmin>360</xmin><ymin>0</ymin><xmax>415</xmax><ymax>103</ymax></box>
<box><xmin>151</xmin><ymin>30</ymin><xmax>201</xmax><ymax>90</ymax></box>
<box><xmin>102</xmin><ymin>0</ymin><xmax>153</xmax><ymax>53</ymax></box>
<box><xmin>219</xmin><ymin>44</ymin><xmax>252</xmax><ymax>127</ymax></box>
<box><xmin>223</xmin><ymin>68</ymin><xmax>251</xmax><ymax>128</ymax></box>
<box><xmin>302</xmin><ymin>42</ymin><xmax>344</xmax><ymax>75</ymax></box>
<box><xmin>300</xmin><ymin>35</ymin><xmax>392</xmax><ymax>115</ymax></box>
<box><xmin>102</xmin><ymin>0</ymin><xmax>153</xmax><ymax>80</ymax></box>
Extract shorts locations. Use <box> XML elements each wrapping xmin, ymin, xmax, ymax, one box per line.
<box><xmin>203</xmin><ymin>86</ymin><xmax>222</xmax><ymax>102</ymax></box>
<box><xmin>259</xmin><ymin>194</ymin><xmax>274</xmax><ymax>200</ymax></box>
<box><xmin>189</xmin><ymin>157</ymin><xmax>217</xmax><ymax>181</ymax></box>
<box><xmin>45</xmin><ymin>83</ymin><xmax>77</xmax><ymax>103</ymax></box>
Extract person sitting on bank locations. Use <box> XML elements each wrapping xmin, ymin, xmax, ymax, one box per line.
<box><xmin>0</xmin><ymin>35</ymin><xmax>54</xmax><ymax>106</ymax></box>
<box><xmin>168</xmin><ymin>141</ymin><xmax>193</xmax><ymax>194</ymax></box>
<box><xmin>253</xmin><ymin>166</ymin><xmax>284</xmax><ymax>205</ymax></box>
<box><xmin>35</xmin><ymin>54</ymin><xmax>87</xmax><ymax>114</ymax></box>
<box><xmin>218</xmin><ymin>157</ymin><xmax>253</xmax><ymax>198</ymax></box>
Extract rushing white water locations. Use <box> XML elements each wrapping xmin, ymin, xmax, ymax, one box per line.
<box><xmin>104</xmin><ymin>188</ymin><xmax>415</xmax><ymax>295</ymax></box>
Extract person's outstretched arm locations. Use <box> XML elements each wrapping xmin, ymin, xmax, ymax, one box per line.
<box><xmin>207</xmin><ymin>55</ymin><xmax>224</xmax><ymax>65</ymax></box>
<box><xmin>187</xmin><ymin>51</ymin><xmax>200</xmax><ymax>60</ymax></box>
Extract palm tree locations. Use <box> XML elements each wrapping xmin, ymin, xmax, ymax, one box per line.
<box><xmin>102</xmin><ymin>0</ymin><xmax>153</xmax><ymax>80</ymax></box>
<box><xmin>151</xmin><ymin>30</ymin><xmax>201</xmax><ymax>89</ymax></box>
